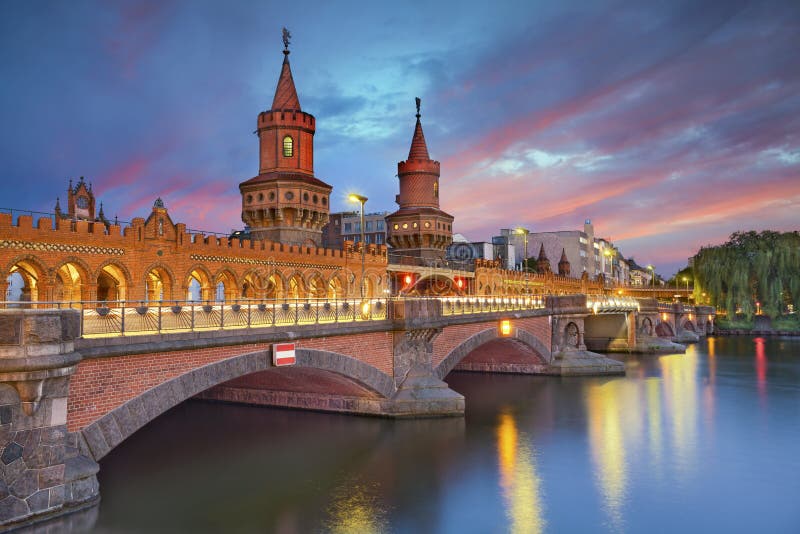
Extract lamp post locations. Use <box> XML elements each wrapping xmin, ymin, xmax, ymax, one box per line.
<box><xmin>348</xmin><ymin>194</ymin><xmax>368</xmax><ymax>298</ymax></box>
<box><xmin>647</xmin><ymin>265</ymin><xmax>655</xmax><ymax>288</ymax></box>
<box><xmin>603</xmin><ymin>248</ymin><xmax>616</xmax><ymax>284</ymax></box>
<box><xmin>515</xmin><ymin>227</ymin><xmax>529</xmax><ymax>295</ymax></box>
<box><xmin>682</xmin><ymin>276</ymin><xmax>689</xmax><ymax>292</ymax></box>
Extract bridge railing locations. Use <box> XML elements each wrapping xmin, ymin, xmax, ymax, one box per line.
<box><xmin>1</xmin><ymin>294</ymin><xmax>554</xmax><ymax>337</ymax></box>
<box><xmin>586</xmin><ymin>295</ymin><xmax>640</xmax><ymax>314</ymax></box>
<box><xmin>438</xmin><ymin>295</ymin><xmax>546</xmax><ymax>316</ymax></box>
<box><xmin>0</xmin><ymin>298</ymin><xmax>390</xmax><ymax>337</ymax></box>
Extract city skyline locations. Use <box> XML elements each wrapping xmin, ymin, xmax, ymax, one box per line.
<box><xmin>1</xmin><ymin>0</ymin><xmax>798</xmax><ymax>277</ymax></box>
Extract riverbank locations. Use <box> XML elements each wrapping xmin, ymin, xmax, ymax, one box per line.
<box><xmin>715</xmin><ymin>315</ymin><xmax>800</xmax><ymax>336</ymax></box>
<box><xmin>715</xmin><ymin>329</ymin><xmax>800</xmax><ymax>336</ymax></box>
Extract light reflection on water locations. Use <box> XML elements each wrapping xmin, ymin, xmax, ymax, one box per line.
<box><xmin>62</xmin><ymin>336</ymin><xmax>800</xmax><ymax>533</ymax></box>
<box><xmin>324</xmin><ymin>480</ymin><xmax>388</xmax><ymax>534</ymax></box>
<box><xmin>496</xmin><ymin>410</ymin><xmax>545</xmax><ymax>534</ymax></box>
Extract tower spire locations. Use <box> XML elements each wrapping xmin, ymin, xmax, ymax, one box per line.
<box><xmin>408</xmin><ymin>97</ymin><xmax>430</xmax><ymax>160</ymax></box>
<box><xmin>272</xmin><ymin>27</ymin><xmax>300</xmax><ymax>110</ymax></box>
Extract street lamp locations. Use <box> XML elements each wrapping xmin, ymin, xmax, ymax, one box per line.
<box><xmin>348</xmin><ymin>194</ymin><xmax>368</xmax><ymax>298</ymax></box>
<box><xmin>682</xmin><ymin>276</ymin><xmax>689</xmax><ymax>292</ymax></box>
<box><xmin>603</xmin><ymin>248</ymin><xmax>616</xmax><ymax>283</ymax></box>
<box><xmin>515</xmin><ymin>227</ymin><xmax>529</xmax><ymax>295</ymax></box>
<box><xmin>647</xmin><ymin>265</ymin><xmax>655</xmax><ymax>288</ymax></box>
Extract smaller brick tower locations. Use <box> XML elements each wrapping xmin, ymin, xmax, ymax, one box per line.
<box><xmin>64</xmin><ymin>177</ymin><xmax>95</xmax><ymax>220</ymax></box>
<box><xmin>558</xmin><ymin>248</ymin><xmax>571</xmax><ymax>276</ymax></box>
<box><xmin>239</xmin><ymin>29</ymin><xmax>332</xmax><ymax>247</ymax></box>
<box><xmin>386</xmin><ymin>98</ymin><xmax>453</xmax><ymax>262</ymax></box>
<box><xmin>536</xmin><ymin>243</ymin><xmax>552</xmax><ymax>274</ymax></box>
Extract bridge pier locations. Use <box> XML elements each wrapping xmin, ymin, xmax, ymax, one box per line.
<box><xmin>0</xmin><ymin>309</ymin><xmax>98</xmax><ymax>529</ymax></box>
<box><xmin>389</xmin><ymin>299</ymin><xmax>464</xmax><ymax>417</ymax></box>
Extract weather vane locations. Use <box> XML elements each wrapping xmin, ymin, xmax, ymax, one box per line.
<box><xmin>282</xmin><ymin>27</ymin><xmax>291</xmax><ymax>51</ymax></box>
<box><xmin>415</xmin><ymin>97</ymin><xmax>421</xmax><ymax>118</ymax></box>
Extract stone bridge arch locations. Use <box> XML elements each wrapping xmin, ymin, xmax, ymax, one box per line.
<box><xmin>680</xmin><ymin>317</ymin><xmax>697</xmax><ymax>333</ymax></box>
<box><xmin>78</xmin><ymin>348</ymin><xmax>395</xmax><ymax>461</ymax></box>
<box><xmin>655</xmin><ymin>320</ymin><xmax>674</xmax><ymax>337</ymax></box>
<box><xmin>435</xmin><ymin>327</ymin><xmax>551</xmax><ymax>380</ymax></box>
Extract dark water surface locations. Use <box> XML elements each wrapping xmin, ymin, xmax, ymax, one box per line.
<box><xmin>83</xmin><ymin>336</ymin><xmax>799</xmax><ymax>533</ymax></box>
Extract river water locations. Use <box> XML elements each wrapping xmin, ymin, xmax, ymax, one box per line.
<box><xmin>75</xmin><ymin>336</ymin><xmax>800</xmax><ymax>532</ymax></box>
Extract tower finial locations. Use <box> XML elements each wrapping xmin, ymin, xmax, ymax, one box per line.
<box><xmin>415</xmin><ymin>97</ymin><xmax>421</xmax><ymax>119</ymax></box>
<box><xmin>282</xmin><ymin>27</ymin><xmax>291</xmax><ymax>54</ymax></box>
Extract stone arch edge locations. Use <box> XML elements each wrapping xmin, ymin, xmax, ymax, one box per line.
<box><xmin>435</xmin><ymin>327</ymin><xmax>552</xmax><ymax>380</ymax></box>
<box><xmin>78</xmin><ymin>348</ymin><xmax>395</xmax><ymax>461</ymax></box>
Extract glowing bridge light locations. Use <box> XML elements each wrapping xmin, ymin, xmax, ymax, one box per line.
<box><xmin>500</xmin><ymin>319</ymin><xmax>512</xmax><ymax>336</ymax></box>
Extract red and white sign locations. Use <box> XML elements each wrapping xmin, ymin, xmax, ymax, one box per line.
<box><xmin>272</xmin><ymin>343</ymin><xmax>296</xmax><ymax>366</ymax></box>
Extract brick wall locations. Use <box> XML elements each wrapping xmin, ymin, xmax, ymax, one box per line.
<box><xmin>296</xmin><ymin>331</ymin><xmax>394</xmax><ymax>375</ymax></box>
<box><xmin>433</xmin><ymin>316</ymin><xmax>551</xmax><ymax>366</ymax></box>
<box><xmin>67</xmin><ymin>343</ymin><xmax>269</xmax><ymax>431</ymax></box>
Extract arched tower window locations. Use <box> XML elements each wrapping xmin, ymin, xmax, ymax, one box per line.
<box><xmin>283</xmin><ymin>136</ymin><xmax>293</xmax><ymax>157</ymax></box>
<box><xmin>434</xmin><ymin>180</ymin><xmax>439</xmax><ymax>198</ymax></box>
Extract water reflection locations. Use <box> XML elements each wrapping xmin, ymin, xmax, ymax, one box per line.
<box><xmin>754</xmin><ymin>337</ymin><xmax>768</xmax><ymax>404</ymax></box>
<box><xmin>586</xmin><ymin>381</ymin><xmax>629</xmax><ymax>530</ymax></box>
<box><xmin>324</xmin><ymin>479</ymin><xmax>387</xmax><ymax>534</ymax></box>
<box><xmin>659</xmin><ymin>349</ymin><xmax>699</xmax><ymax>476</ymax></box>
<box><xmin>587</xmin><ymin>346</ymin><xmax>702</xmax><ymax>528</ymax></box>
<box><xmin>496</xmin><ymin>410</ymin><xmax>546</xmax><ymax>534</ymax></box>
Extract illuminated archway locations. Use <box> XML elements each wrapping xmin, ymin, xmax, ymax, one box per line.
<box><xmin>214</xmin><ymin>270</ymin><xmax>237</xmax><ymax>301</ymax></box>
<box><xmin>145</xmin><ymin>265</ymin><xmax>173</xmax><ymax>302</ymax></box>
<box><xmin>6</xmin><ymin>257</ymin><xmax>46</xmax><ymax>302</ymax></box>
<box><xmin>186</xmin><ymin>266</ymin><xmax>212</xmax><ymax>301</ymax></box>
<box><xmin>96</xmin><ymin>263</ymin><xmax>128</xmax><ymax>302</ymax></box>
<box><xmin>265</xmin><ymin>273</ymin><xmax>285</xmax><ymax>299</ymax></box>
<box><xmin>327</xmin><ymin>275</ymin><xmax>344</xmax><ymax>299</ymax></box>
<box><xmin>307</xmin><ymin>273</ymin><xmax>327</xmax><ymax>299</ymax></box>
<box><xmin>53</xmin><ymin>261</ymin><xmax>88</xmax><ymax>304</ymax></box>
<box><xmin>241</xmin><ymin>270</ymin><xmax>263</xmax><ymax>299</ymax></box>
<box><xmin>288</xmin><ymin>273</ymin><xmax>305</xmax><ymax>299</ymax></box>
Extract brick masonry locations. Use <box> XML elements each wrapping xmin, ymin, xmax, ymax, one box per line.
<box><xmin>67</xmin><ymin>343</ymin><xmax>270</xmax><ymax>432</ymax></box>
<box><xmin>433</xmin><ymin>316</ymin><xmax>551</xmax><ymax>367</ymax></box>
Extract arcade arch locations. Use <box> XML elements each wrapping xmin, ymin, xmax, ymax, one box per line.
<box><xmin>96</xmin><ymin>263</ymin><xmax>128</xmax><ymax>302</ymax></box>
<box><xmin>6</xmin><ymin>257</ymin><xmax>45</xmax><ymax>302</ymax></box>
<box><xmin>145</xmin><ymin>265</ymin><xmax>173</xmax><ymax>302</ymax></box>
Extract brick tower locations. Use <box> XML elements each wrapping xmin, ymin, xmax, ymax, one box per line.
<box><xmin>386</xmin><ymin>98</ymin><xmax>453</xmax><ymax>262</ymax></box>
<box><xmin>239</xmin><ymin>29</ymin><xmax>332</xmax><ymax>247</ymax></box>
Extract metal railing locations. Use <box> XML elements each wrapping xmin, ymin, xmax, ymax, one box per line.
<box><xmin>1</xmin><ymin>295</ymin><xmax>552</xmax><ymax>337</ymax></box>
<box><xmin>439</xmin><ymin>295</ymin><xmax>546</xmax><ymax>316</ymax></box>
<box><xmin>586</xmin><ymin>295</ymin><xmax>641</xmax><ymax>313</ymax></box>
<box><xmin>1</xmin><ymin>298</ymin><xmax>390</xmax><ymax>337</ymax></box>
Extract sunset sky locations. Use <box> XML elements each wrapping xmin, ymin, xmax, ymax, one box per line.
<box><xmin>1</xmin><ymin>0</ymin><xmax>798</xmax><ymax>276</ymax></box>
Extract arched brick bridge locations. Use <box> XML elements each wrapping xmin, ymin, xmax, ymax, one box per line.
<box><xmin>0</xmin><ymin>295</ymin><xmax>713</xmax><ymax>527</ymax></box>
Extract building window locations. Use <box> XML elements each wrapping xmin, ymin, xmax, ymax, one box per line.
<box><xmin>344</xmin><ymin>223</ymin><xmax>352</xmax><ymax>233</ymax></box>
<box><xmin>365</xmin><ymin>221</ymin><xmax>373</xmax><ymax>232</ymax></box>
<box><xmin>434</xmin><ymin>181</ymin><xmax>439</xmax><ymax>198</ymax></box>
<box><xmin>355</xmin><ymin>223</ymin><xmax>361</xmax><ymax>232</ymax></box>
<box><xmin>377</xmin><ymin>220</ymin><xmax>385</xmax><ymax>231</ymax></box>
<box><xmin>376</xmin><ymin>233</ymin><xmax>384</xmax><ymax>244</ymax></box>
<box><xmin>365</xmin><ymin>235</ymin><xmax>371</xmax><ymax>244</ymax></box>
<box><xmin>283</xmin><ymin>136</ymin><xmax>293</xmax><ymax>157</ymax></box>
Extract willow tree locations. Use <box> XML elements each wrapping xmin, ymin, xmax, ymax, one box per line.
<box><xmin>693</xmin><ymin>231</ymin><xmax>800</xmax><ymax>317</ymax></box>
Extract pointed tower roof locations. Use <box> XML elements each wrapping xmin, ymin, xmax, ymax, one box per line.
<box><xmin>408</xmin><ymin>97</ymin><xmax>430</xmax><ymax>160</ymax></box>
<box><xmin>271</xmin><ymin>30</ymin><xmax>301</xmax><ymax>111</ymax></box>
<box><xmin>537</xmin><ymin>243</ymin><xmax>549</xmax><ymax>261</ymax></box>
<box><xmin>560</xmin><ymin>248</ymin><xmax>568</xmax><ymax>262</ymax></box>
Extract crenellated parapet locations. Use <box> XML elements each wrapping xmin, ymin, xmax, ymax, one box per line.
<box><xmin>1</xmin><ymin>203</ymin><xmax>388</xmax><ymax>304</ymax></box>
